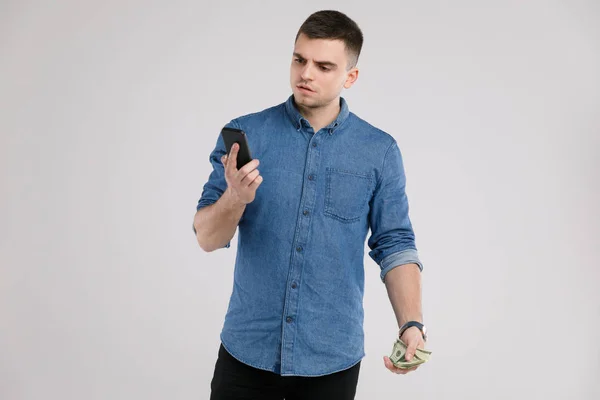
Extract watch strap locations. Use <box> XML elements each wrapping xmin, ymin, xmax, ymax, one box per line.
<box><xmin>399</xmin><ymin>321</ymin><xmax>427</xmax><ymax>340</ymax></box>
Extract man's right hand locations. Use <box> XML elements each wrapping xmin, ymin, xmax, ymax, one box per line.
<box><xmin>222</xmin><ymin>143</ymin><xmax>263</xmax><ymax>205</ymax></box>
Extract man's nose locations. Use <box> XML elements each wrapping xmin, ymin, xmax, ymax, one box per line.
<box><xmin>301</xmin><ymin>63</ymin><xmax>314</xmax><ymax>81</ymax></box>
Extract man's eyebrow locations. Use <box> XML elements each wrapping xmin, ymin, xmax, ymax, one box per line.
<box><xmin>293</xmin><ymin>52</ymin><xmax>338</xmax><ymax>68</ymax></box>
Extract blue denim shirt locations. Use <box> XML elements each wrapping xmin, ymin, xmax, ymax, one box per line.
<box><xmin>196</xmin><ymin>95</ymin><xmax>423</xmax><ymax>377</ymax></box>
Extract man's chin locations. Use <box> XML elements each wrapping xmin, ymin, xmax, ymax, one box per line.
<box><xmin>293</xmin><ymin>92</ymin><xmax>319</xmax><ymax>108</ymax></box>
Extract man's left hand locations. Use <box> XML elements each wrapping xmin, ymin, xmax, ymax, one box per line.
<box><xmin>383</xmin><ymin>326</ymin><xmax>426</xmax><ymax>375</ymax></box>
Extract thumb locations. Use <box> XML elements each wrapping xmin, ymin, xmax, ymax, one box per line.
<box><xmin>405</xmin><ymin>338</ymin><xmax>418</xmax><ymax>361</ymax></box>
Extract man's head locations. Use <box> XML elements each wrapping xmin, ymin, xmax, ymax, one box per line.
<box><xmin>290</xmin><ymin>10</ymin><xmax>363</xmax><ymax>110</ymax></box>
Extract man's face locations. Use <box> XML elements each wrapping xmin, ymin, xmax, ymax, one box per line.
<box><xmin>290</xmin><ymin>33</ymin><xmax>358</xmax><ymax>109</ymax></box>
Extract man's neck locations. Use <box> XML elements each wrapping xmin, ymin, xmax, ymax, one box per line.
<box><xmin>296</xmin><ymin>97</ymin><xmax>341</xmax><ymax>133</ymax></box>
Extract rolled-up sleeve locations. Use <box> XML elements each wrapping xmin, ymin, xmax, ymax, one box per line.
<box><xmin>368</xmin><ymin>140</ymin><xmax>423</xmax><ymax>282</ymax></box>
<box><xmin>192</xmin><ymin>120</ymin><xmax>240</xmax><ymax>248</ymax></box>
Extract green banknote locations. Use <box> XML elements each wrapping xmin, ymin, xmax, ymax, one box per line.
<box><xmin>389</xmin><ymin>339</ymin><xmax>432</xmax><ymax>369</ymax></box>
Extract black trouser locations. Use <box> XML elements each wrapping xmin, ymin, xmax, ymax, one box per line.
<box><xmin>210</xmin><ymin>344</ymin><xmax>361</xmax><ymax>400</ymax></box>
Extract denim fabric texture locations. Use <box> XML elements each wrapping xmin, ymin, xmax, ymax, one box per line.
<box><xmin>196</xmin><ymin>95</ymin><xmax>422</xmax><ymax>376</ymax></box>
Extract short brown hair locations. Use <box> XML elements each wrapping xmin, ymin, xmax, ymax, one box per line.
<box><xmin>295</xmin><ymin>10</ymin><xmax>364</xmax><ymax>69</ymax></box>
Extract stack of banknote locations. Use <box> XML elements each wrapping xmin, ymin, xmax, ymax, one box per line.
<box><xmin>389</xmin><ymin>339</ymin><xmax>432</xmax><ymax>369</ymax></box>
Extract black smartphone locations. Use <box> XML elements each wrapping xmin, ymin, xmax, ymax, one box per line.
<box><xmin>221</xmin><ymin>127</ymin><xmax>253</xmax><ymax>170</ymax></box>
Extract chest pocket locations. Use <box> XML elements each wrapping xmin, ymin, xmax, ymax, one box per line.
<box><xmin>324</xmin><ymin>168</ymin><xmax>373</xmax><ymax>223</ymax></box>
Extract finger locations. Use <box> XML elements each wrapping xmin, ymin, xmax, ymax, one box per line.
<box><xmin>405</xmin><ymin>336</ymin><xmax>419</xmax><ymax>361</ymax></box>
<box><xmin>383</xmin><ymin>356</ymin><xmax>418</xmax><ymax>375</ymax></box>
<box><xmin>405</xmin><ymin>346</ymin><xmax>416</xmax><ymax>361</ymax></box>
<box><xmin>227</xmin><ymin>143</ymin><xmax>239</xmax><ymax>173</ymax></box>
<box><xmin>241</xmin><ymin>169</ymin><xmax>260</xmax><ymax>186</ymax></box>
<box><xmin>383</xmin><ymin>356</ymin><xmax>403</xmax><ymax>374</ymax></box>
<box><xmin>383</xmin><ymin>356</ymin><xmax>396</xmax><ymax>372</ymax></box>
<box><xmin>248</xmin><ymin>175</ymin><xmax>263</xmax><ymax>190</ymax></box>
<box><xmin>236</xmin><ymin>159</ymin><xmax>260</xmax><ymax>179</ymax></box>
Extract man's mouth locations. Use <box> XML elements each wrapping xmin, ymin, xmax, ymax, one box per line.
<box><xmin>297</xmin><ymin>84</ymin><xmax>315</xmax><ymax>92</ymax></box>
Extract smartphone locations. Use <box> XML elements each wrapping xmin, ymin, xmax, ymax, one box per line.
<box><xmin>221</xmin><ymin>127</ymin><xmax>253</xmax><ymax>170</ymax></box>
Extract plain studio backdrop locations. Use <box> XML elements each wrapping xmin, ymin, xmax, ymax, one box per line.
<box><xmin>1</xmin><ymin>0</ymin><xmax>599</xmax><ymax>399</ymax></box>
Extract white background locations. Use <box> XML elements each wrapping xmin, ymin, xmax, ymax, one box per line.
<box><xmin>1</xmin><ymin>1</ymin><xmax>599</xmax><ymax>399</ymax></box>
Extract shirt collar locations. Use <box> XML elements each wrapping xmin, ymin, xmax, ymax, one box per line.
<box><xmin>284</xmin><ymin>94</ymin><xmax>350</xmax><ymax>135</ymax></box>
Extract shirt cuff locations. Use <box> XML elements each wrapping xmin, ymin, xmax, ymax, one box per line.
<box><xmin>379</xmin><ymin>249</ymin><xmax>423</xmax><ymax>282</ymax></box>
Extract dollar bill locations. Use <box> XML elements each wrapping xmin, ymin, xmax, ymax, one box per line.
<box><xmin>389</xmin><ymin>339</ymin><xmax>432</xmax><ymax>369</ymax></box>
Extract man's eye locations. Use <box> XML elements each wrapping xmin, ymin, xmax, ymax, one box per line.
<box><xmin>294</xmin><ymin>58</ymin><xmax>304</xmax><ymax>63</ymax></box>
<box><xmin>320</xmin><ymin>66</ymin><xmax>330</xmax><ymax>71</ymax></box>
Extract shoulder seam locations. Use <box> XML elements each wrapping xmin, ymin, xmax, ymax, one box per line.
<box><xmin>377</xmin><ymin>139</ymin><xmax>398</xmax><ymax>189</ymax></box>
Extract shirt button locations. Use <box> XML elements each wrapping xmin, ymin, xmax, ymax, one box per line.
<box><xmin>312</xmin><ymin>142</ymin><xmax>317</xmax><ymax>147</ymax></box>
<box><xmin>308</xmin><ymin>175</ymin><xmax>314</xmax><ymax>181</ymax></box>
<box><xmin>286</xmin><ymin>317</ymin><xmax>293</xmax><ymax>323</ymax></box>
<box><xmin>296</xmin><ymin>246</ymin><xmax>302</xmax><ymax>252</ymax></box>
<box><xmin>291</xmin><ymin>282</ymin><xmax>297</xmax><ymax>289</ymax></box>
<box><xmin>303</xmin><ymin>210</ymin><xmax>309</xmax><ymax>216</ymax></box>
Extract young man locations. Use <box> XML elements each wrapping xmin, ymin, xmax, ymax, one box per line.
<box><xmin>194</xmin><ymin>10</ymin><xmax>426</xmax><ymax>400</ymax></box>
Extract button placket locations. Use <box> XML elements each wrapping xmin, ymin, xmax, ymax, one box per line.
<box><xmin>280</xmin><ymin>130</ymin><xmax>323</xmax><ymax>375</ymax></box>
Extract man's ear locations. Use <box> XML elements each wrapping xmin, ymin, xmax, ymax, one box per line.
<box><xmin>344</xmin><ymin>68</ymin><xmax>359</xmax><ymax>89</ymax></box>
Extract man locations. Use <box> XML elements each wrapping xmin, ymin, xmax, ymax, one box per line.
<box><xmin>194</xmin><ymin>10</ymin><xmax>426</xmax><ymax>400</ymax></box>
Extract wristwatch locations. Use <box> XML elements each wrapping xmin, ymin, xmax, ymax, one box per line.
<box><xmin>399</xmin><ymin>321</ymin><xmax>427</xmax><ymax>341</ymax></box>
